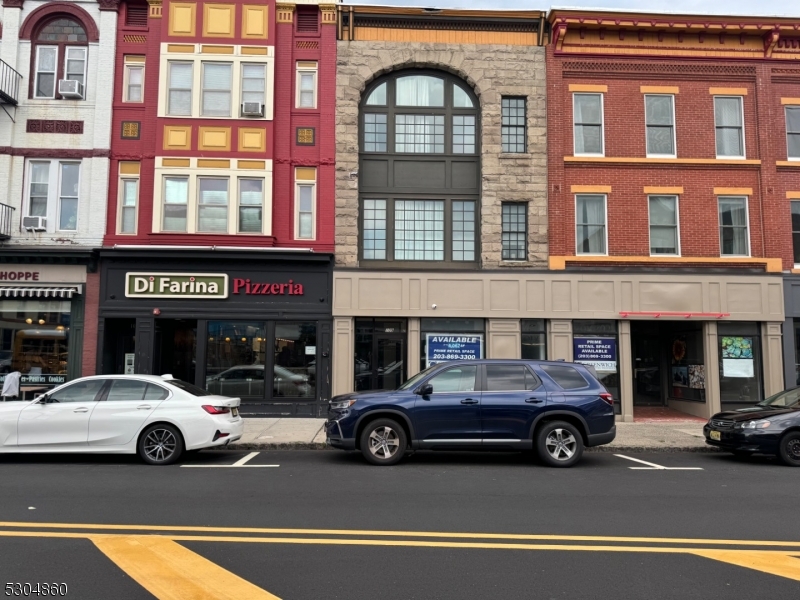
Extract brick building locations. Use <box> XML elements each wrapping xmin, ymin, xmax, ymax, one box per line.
<box><xmin>0</xmin><ymin>0</ymin><xmax>117</xmax><ymax>395</ymax></box>
<box><xmin>331</xmin><ymin>5</ymin><xmax>550</xmax><ymax>396</ymax></box>
<box><xmin>545</xmin><ymin>9</ymin><xmax>799</xmax><ymax>420</ymax></box>
<box><xmin>97</xmin><ymin>0</ymin><xmax>337</xmax><ymax>416</ymax></box>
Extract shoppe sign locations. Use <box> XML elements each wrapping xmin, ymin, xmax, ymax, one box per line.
<box><xmin>125</xmin><ymin>273</ymin><xmax>229</xmax><ymax>299</ymax></box>
<box><xmin>573</xmin><ymin>337</ymin><xmax>617</xmax><ymax>372</ymax></box>
<box><xmin>426</xmin><ymin>334</ymin><xmax>484</xmax><ymax>367</ymax></box>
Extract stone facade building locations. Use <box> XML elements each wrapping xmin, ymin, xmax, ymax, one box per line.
<box><xmin>331</xmin><ymin>6</ymin><xmax>549</xmax><ymax>396</ymax></box>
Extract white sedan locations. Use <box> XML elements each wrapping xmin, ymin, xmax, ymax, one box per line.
<box><xmin>0</xmin><ymin>375</ymin><xmax>243</xmax><ymax>465</ymax></box>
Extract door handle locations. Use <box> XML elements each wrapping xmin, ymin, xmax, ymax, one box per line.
<box><xmin>460</xmin><ymin>398</ymin><xmax>479</xmax><ymax>405</ymax></box>
<box><xmin>73</xmin><ymin>407</ymin><xmax>89</xmax><ymax>413</ymax></box>
<box><xmin>525</xmin><ymin>398</ymin><xmax>544</xmax><ymax>404</ymax></box>
<box><xmin>137</xmin><ymin>405</ymin><xmax>152</xmax><ymax>410</ymax></box>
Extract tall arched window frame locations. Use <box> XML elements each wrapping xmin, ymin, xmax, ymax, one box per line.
<box><xmin>359</xmin><ymin>70</ymin><xmax>480</xmax><ymax>267</ymax></box>
<box><xmin>31</xmin><ymin>16</ymin><xmax>89</xmax><ymax>99</ymax></box>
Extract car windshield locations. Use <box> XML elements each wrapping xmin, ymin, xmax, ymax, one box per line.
<box><xmin>397</xmin><ymin>366</ymin><xmax>437</xmax><ymax>391</ymax></box>
<box><xmin>757</xmin><ymin>387</ymin><xmax>800</xmax><ymax>408</ymax></box>
<box><xmin>166</xmin><ymin>379</ymin><xmax>213</xmax><ymax>396</ymax></box>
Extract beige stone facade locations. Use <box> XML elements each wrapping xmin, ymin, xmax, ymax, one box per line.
<box><xmin>335</xmin><ymin>40</ymin><xmax>548</xmax><ymax>268</ymax></box>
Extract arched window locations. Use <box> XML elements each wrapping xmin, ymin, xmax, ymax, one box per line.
<box><xmin>32</xmin><ymin>17</ymin><xmax>88</xmax><ymax>99</ymax></box>
<box><xmin>359</xmin><ymin>70</ymin><xmax>480</xmax><ymax>266</ymax></box>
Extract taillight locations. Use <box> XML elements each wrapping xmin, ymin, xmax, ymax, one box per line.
<box><xmin>599</xmin><ymin>393</ymin><xmax>614</xmax><ymax>406</ymax></box>
<box><xmin>202</xmin><ymin>405</ymin><xmax>231</xmax><ymax>415</ymax></box>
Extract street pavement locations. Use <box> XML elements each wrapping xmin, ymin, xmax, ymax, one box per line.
<box><xmin>232</xmin><ymin>417</ymin><xmax>709</xmax><ymax>451</ymax></box>
<box><xmin>1</xmin><ymin>449</ymin><xmax>800</xmax><ymax>599</ymax></box>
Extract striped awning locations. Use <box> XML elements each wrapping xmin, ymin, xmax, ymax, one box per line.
<box><xmin>0</xmin><ymin>285</ymin><xmax>82</xmax><ymax>299</ymax></box>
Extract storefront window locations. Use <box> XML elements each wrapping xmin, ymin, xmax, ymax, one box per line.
<box><xmin>205</xmin><ymin>321</ymin><xmax>266</xmax><ymax>398</ymax></box>
<box><xmin>521</xmin><ymin>319</ymin><xmax>546</xmax><ymax>360</ymax></box>
<box><xmin>667</xmin><ymin>324</ymin><xmax>705</xmax><ymax>403</ymax></box>
<box><xmin>420</xmin><ymin>318</ymin><xmax>484</xmax><ymax>371</ymax></box>
<box><xmin>275</xmin><ymin>322</ymin><xmax>316</xmax><ymax>398</ymax></box>
<box><xmin>573</xmin><ymin>320</ymin><xmax>619</xmax><ymax>414</ymax></box>
<box><xmin>0</xmin><ymin>299</ymin><xmax>71</xmax><ymax>393</ymax></box>
<box><xmin>718</xmin><ymin>322</ymin><xmax>763</xmax><ymax>411</ymax></box>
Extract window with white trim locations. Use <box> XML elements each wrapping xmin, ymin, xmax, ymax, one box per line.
<box><xmin>202</xmin><ymin>63</ymin><xmax>232</xmax><ymax>117</ymax></box>
<box><xmin>714</xmin><ymin>96</ymin><xmax>745</xmax><ymax>158</ymax></box>
<box><xmin>25</xmin><ymin>160</ymin><xmax>81</xmax><ymax>231</ymax></box>
<box><xmin>718</xmin><ymin>196</ymin><xmax>749</xmax><ymax>256</ymax></box>
<box><xmin>162</xmin><ymin>176</ymin><xmax>189</xmax><ymax>231</ymax></box>
<box><xmin>786</xmin><ymin>106</ymin><xmax>800</xmax><ymax>160</ymax></box>
<box><xmin>238</xmin><ymin>178</ymin><xmax>264</xmax><ymax>233</ymax></box>
<box><xmin>198</xmin><ymin>177</ymin><xmax>229</xmax><ymax>232</ymax></box>
<box><xmin>295</xmin><ymin>169</ymin><xmax>316</xmax><ymax>239</ymax></box>
<box><xmin>241</xmin><ymin>64</ymin><xmax>266</xmax><ymax>112</ymax></box>
<box><xmin>296</xmin><ymin>62</ymin><xmax>317</xmax><ymax>109</ymax></box>
<box><xmin>792</xmin><ymin>201</ymin><xmax>800</xmax><ymax>265</ymax></box>
<box><xmin>118</xmin><ymin>166</ymin><xmax>139</xmax><ymax>234</ymax></box>
<box><xmin>573</xmin><ymin>93</ymin><xmax>604</xmax><ymax>156</ymax></box>
<box><xmin>648</xmin><ymin>195</ymin><xmax>679</xmax><ymax>255</ymax></box>
<box><xmin>31</xmin><ymin>17</ymin><xmax>89</xmax><ymax>100</ymax></box>
<box><xmin>167</xmin><ymin>61</ymin><xmax>193</xmax><ymax>116</ymax></box>
<box><xmin>123</xmin><ymin>56</ymin><xmax>145</xmax><ymax>103</ymax></box>
<box><xmin>576</xmin><ymin>194</ymin><xmax>607</xmax><ymax>255</ymax></box>
<box><xmin>645</xmin><ymin>95</ymin><xmax>675</xmax><ymax>157</ymax></box>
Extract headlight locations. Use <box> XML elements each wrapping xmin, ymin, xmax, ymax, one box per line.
<box><xmin>330</xmin><ymin>399</ymin><xmax>357</xmax><ymax>410</ymax></box>
<box><xmin>735</xmin><ymin>419</ymin><xmax>771</xmax><ymax>429</ymax></box>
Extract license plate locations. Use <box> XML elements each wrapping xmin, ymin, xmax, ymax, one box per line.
<box><xmin>710</xmin><ymin>430</ymin><xmax>721</xmax><ymax>441</ymax></box>
<box><xmin>231</xmin><ymin>407</ymin><xmax>239</xmax><ymax>417</ymax></box>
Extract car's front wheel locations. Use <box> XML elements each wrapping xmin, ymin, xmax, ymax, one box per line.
<box><xmin>536</xmin><ymin>421</ymin><xmax>583</xmax><ymax>468</ymax></box>
<box><xmin>360</xmin><ymin>418</ymin><xmax>407</xmax><ymax>466</ymax></box>
<box><xmin>138</xmin><ymin>424</ymin><xmax>183</xmax><ymax>465</ymax></box>
<box><xmin>778</xmin><ymin>431</ymin><xmax>800</xmax><ymax>467</ymax></box>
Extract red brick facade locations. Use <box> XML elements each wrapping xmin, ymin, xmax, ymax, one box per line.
<box><xmin>547</xmin><ymin>11</ymin><xmax>800</xmax><ymax>272</ymax></box>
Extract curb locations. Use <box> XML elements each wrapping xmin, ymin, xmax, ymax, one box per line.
<box><xmin>220</xmin><ymin>443</ymin><xmax>719</xmax><ymax>453</ymax></box>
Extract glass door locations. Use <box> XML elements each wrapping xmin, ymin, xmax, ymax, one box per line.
<box><xmin>631</xmin><ymin>322</ymin><xmax>662</xmax><ymax>406</ymax></box>
<box><xmin>273</xmin><ymin>322</ymin><xmax>317</xmax><ymax>400</ymax></box>
<box><xmin>354</xmin><ymin>319</ymin><xmax>407</xmax><ymax>391</ymax></box>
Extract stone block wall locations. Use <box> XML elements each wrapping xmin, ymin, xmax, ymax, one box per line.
<box><xmin>335</xmin><ymin>41</ymin><xmax>547</xmax><ymax>268</ymax></box>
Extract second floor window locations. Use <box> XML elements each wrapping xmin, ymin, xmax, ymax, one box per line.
<box><xmin>202</xmin><ymin>63</ymin><xmax>232</xmax><ymax>117</ymax></box>
<box><xmin>501</xmin><ymin>97</ymin><xmax>526</xmax><ymax>153</ymax></box>
<box><xmin>501</xmin><ymin>203</ymin><xmax>527</xmax><ymax>260</ymax></box>
<box><xmin>645</xmin><ymin>95</ymin><xmax>675</xmax><ymax>157</ymax></box>
<box><xmin>792</xmin><ymin>201</ymin><xmax>800</xmax><ymax>265</ymax></box>
<box><xmin>576</xmin><ymin>194</ymin><xmax>606</xmax><ymax>255</ymax></box>
<box><xmin>714</xmin><ymin>96</ymin><xmax>744</xmax><ymax>158</ymax></box>
<box><xmin>787</xmin><ymin>106</ymin><xmax>800</xmax><ymax>160</ymax></box>
<box><xmin>648</xmin><ymin>195</ymin><xmax>679</xmax><ymax>255</ymax></box>
<box><xmin>167</xmin><ymin>62</ymin><xmax>192</xmax><ymax>115</ymax></box>
<box><xmin>296</xmin><ymin>62</ymin><xmax>317</xmax><ymax>109</ymax></box>
<box><xmin>573</xmin><ymin>93</ymin><xmax>604</xmax><ymax>155</ymax></box>
<box><xmin>26</xmin><ymin>160</ymin><xmax>80</xmax><ymax>231</ymax></box>
<box><xmin>32</xmin><ymin>18</ymin><xmax>89</xmax><ymax>100</ymax></box>
<box><xmin>718</xmin><ymin>197</ymin><xmax>749</xmax><ymax>256</ymax></box>
<box><xmin>123</xmin><ymin>56</ymin><xmax>145</xmax><ymax>103</ymax></box>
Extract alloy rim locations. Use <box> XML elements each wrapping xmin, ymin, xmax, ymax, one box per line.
<box><xmin>144</xmin><ymin>429</ymin><xmax>177</xmax><ymax>462</ymax></box>
<box><xmin>545</xmin><ymin>428</ymin><xmax>577</xmax><ymax>461</ymax></box>
<box><xmin>368</xmin><ymin>426</ymin><xmax>400</xmax><ymax>460</ymax></box>
<box><xmin>787</xmin><ymin>438</ymin><xmax>800</xmax><ymax>460</ymax></box>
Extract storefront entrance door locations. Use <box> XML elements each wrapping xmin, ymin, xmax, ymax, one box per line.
<box><xmin>632</xmin><ymin>323</ymin><xmax>663</xmax><ymax>406</ymax></box>
<box><xmin>355</xmin><ymin>319</ymin><xmax>407</xmax><ymax>392</ymax></box>
<box><xmin>153</xmin><ymin>319</ymin><xmax>197</xmax><ymax>383</ymax></box>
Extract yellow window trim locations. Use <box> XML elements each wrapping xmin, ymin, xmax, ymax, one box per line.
<box><xmin>119</xmin><ymin>162</ymin><xmax>141</xmax><ymax>175</ymax></box>
<box><xmin>714</xmin><ymin>187</ymin><xmax>752</xmax><ymax>195</ymax></box>
<box><xmin>550</xmin><ymin>256</ymin><xmax>781</xmax><ymax>273</ymax></box>
<box><xmin>709</xmin><ymin>87</ymin><xmax>748</xmax><ymax>96</ymax></box>
<box><xmin>571</xmin><ymin>185</ymin><xmax>611</xmax><ymax>193</ymax></box>
<box><xmin>644</xmin><ymin>186</ymin><xmax>683</xmax><ymax>194</ymax></box>
<box><xmin>640</xmin><ymin>86</ymin><xmax>678</xmax><ymax>94</ymax></box>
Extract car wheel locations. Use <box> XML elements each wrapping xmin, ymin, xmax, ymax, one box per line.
<box><xmin>536</xmin><ymin>421</ymin><xmax>583</xmax><ymax>468</ymax></box>
<box><xmin>778</xmin><ymin>431</ymin><xmax>800</xmax><ymax>467</ymax></box>
<box><xmin>360</xmin><ymin>418</ymin><xmax>407</xmax><ymax>466</ymax></box>
<box><xmin>138</xmin><ymin>424</ymin><xmax>183</xmax><ymax>466</ymax></box>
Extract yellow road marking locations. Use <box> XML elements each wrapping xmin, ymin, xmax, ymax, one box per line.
<box><xmin>92</xmin><ymin>535</ymin><xmax>281</xmax><ymax>600</ymax></box>
<box><xmin>693</xmin><ymin>550</ymin><xmax>800</xmax><ymax>582</ymax></box>
<box><xmin>2</xmin><ymin>521</ymin><xmax>800</xmax><ymax>549</ymax></box>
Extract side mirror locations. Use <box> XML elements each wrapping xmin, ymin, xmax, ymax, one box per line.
<box><xmin>34</xmin><ymin>394</ymin><xmax>48</xmax><ymax>404</ymax></box>
<box><xmin>416</xmin><ymin>384</ymin><xmax>433</xmax><ymax>396</ymax></box>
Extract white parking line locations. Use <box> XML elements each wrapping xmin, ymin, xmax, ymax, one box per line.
<box><xmin>614</xmin><ymin>454</ymin><xmax>703</xmax><ymax>471</ymax></box>
<box><xmin>181</xmin><ymin>452</ymin><xmax>280</xmax><ymax>468</ymax></box>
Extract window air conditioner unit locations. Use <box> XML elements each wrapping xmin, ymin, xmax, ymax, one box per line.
<box><xmin>241</xmin><ymin>102</ymin><xmax>264</xmax><ymax>117</ymax></box>
<box><xmin>58</xmin><ymin>80</ymin><xmax>84</xmax><ymax>99</ymax></box>
<box><xmin>22</xmin><ymin>216</ymin><xmax>47</xmax><ymax>231</ymax></box>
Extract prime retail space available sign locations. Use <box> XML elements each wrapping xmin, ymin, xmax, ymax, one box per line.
<box><xmin>573</xmin><ymin>337</ymin><xmax>617</xmax><ymax>373</ymax></box>
<box><xmin>426</xmin><ymin>334</ymin><xmax>484</xmax><ymax>367</ymax></box>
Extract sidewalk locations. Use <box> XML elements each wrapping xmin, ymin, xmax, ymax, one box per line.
<box><xmin>229</xmin><ymin>418</ymin><xmax>713</xmax><ymax>452</ymax></box>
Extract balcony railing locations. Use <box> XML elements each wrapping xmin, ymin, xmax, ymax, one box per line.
<box><xmin>0</xmin><ymin>203</ymin><xmax>15</xmax><ymax>240</ymax></box>
<box><xmin>0</xmin><ymin>60</ymin><xmax>22</xmax><ymax>106</ymax></box>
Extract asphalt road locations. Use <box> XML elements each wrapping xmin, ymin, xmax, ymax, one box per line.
<box><xmin>0</xmin><ymin>449</ymin><xmax>799</xmax><ymax>599</ymax></box>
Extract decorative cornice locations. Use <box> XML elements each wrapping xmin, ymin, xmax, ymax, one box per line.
<box><xmin>97</xmin><ymin>0</ymin><xmax>120</xmax><ymax>12</ymax></box>
<box><xmin>563</xmin><ymin>60</ymin><xmax>756</xmax><ymax>82</ymax></box>
<box><xmin>276</xmin><ymin>3</ymin><xmax>295</xmax><ymax>24</ymax></box>
<box><xmin>26</xmin><ymin>120</ymin><xmax>84</xmax><ymax>134</ymax></box>
<box><xmin>319</xmin><ymin>4</ymin><xmax>336</xmax><ymax>25</ymax></box>
<box><xmin>146</xmin><ymin>0</ymin><xmax>162</xmax><ymax>19</ymax></box>
<box><xmin>2</xmin><ymin>0</ymin><xmax>24</xmax><ymax>8</ymax></box>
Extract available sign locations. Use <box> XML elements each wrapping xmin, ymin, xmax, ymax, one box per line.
<box><xmin>426</xmin><ymin>334</ymin><xmax>483</xmax><ymax>367</ymax></box>
<box><xmin>573</xmin><ymin>337</ymin><xmax>617</xmax><ymax>372</ymax></box>
<box><xmin>125</xmin><ymin>273</ymin><xmax>228</xmax><ymax>299</ymax></box>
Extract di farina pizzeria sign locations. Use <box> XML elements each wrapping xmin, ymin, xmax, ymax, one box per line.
<box><xmin>126</xmin><ymin>273</ymin><xmax>229</xmax><ymax>299</ymax></box>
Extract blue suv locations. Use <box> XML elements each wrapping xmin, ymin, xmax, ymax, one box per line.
<box><xmin>325</xmin><ymin>359</ymin><xmax>616</xmax><ymax>467</ymax></box>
